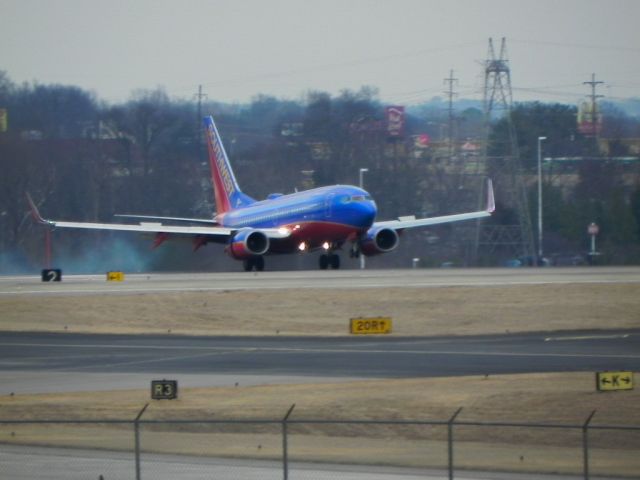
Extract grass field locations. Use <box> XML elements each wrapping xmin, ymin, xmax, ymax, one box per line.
<box><xmin>1</xmin><ymin>283</ymin><xmax>638</xmax><ymax>336</ymax></box>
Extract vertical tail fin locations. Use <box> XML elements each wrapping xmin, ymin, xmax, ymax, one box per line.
<box><xmin>203</xmin><ymin>115</ymin><xmax>255</xmax><ymax>215</ymax></box>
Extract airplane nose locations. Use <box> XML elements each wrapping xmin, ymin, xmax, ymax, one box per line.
<box><xmin>360</xmin><ymin>200</ymin><xmax>376</xmax><ymax>227</ymax></box>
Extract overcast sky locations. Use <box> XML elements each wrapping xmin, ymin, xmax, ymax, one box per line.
<box><xmin>1</xmin><ymin>0</ymin><xmax>639</xmax><ymax>106</ymax></box>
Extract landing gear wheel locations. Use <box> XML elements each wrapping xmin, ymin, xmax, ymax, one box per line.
<box><xmin>243</xmin><ymin>257</ymin><xmax>265</xmax><ymax>272</ymax></box>
<box><xmin>319</xmin><ymin>254</ymin><xmax>340</xmax><ymax>270</ymax></box>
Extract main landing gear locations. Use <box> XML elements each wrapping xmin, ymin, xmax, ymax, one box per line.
<box><xmin>243</xmin><ymin>256</ymin><xmax>265</xmax><ymax>272</ymax></box>
<box><xmin>319</xmin><ymin>253</ymin><xmax>340</xmax><ymax>270</ymax></box>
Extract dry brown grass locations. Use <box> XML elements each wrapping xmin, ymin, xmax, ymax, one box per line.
<box><xmin>2</xmin><ymin>372</ymin><xmax>638</xmax><ymax>425</ymax></box>
<box><xmin>1</xmin><ymin>283</ymin><xmax>639</xmax><ymax>336</ymax></box>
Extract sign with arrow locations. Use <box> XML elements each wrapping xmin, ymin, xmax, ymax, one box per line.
<box><xmin>106</xmin><ymin>271</ymin><xmax>125</xmax><ymax>282</ymax></box>
<box><xmin>596</xmin><ymin>371</ymin><xmax>634</xmax><ymax>391</ymax></box>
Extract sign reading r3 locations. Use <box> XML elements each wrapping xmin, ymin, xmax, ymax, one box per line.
<box><xmin>151</xmin><ymin>380</ymin><xmax>178</xmax><ymax>400</ymax></box>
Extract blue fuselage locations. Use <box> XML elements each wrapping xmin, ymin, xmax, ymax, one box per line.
<box><xmin>218</xmin><ymin>185</ymin><xmax>377</xmax><ymax>253</ymax></box>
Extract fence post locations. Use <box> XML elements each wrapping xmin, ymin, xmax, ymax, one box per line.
<box><xmin>583</xmin><ymin>410</ymin><xmax>597</xmax><ymax>480</ymax></box>
<box><xmin>447</xmin><ymin>407</ymin><xmax>463</xmax><ymax>480</ymax></box>
<box><xmin>282</xmin><ymin>404</ymin><xmax>296</xmax><ymax>480</ymax></box>
<box><xmin>134</xmin><ymin>403</ymin><xmax>150</xmax><ymax>480</ymax></box>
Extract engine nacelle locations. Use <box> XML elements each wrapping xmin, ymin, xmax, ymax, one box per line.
<box><xmin>227</xmin><ymin>229</ymin><xmax>269</xmax><ymax>260</ymax></box>
<box><xmin>359</xmin><ymin>226</ymin><xmax>400</xmax><ymax>256</ymax></box>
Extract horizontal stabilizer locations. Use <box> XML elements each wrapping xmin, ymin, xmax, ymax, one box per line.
<box><xmin>25</xmin><ymin>194</ymin><xmax>291</xmax><ymax>241</ymax></box>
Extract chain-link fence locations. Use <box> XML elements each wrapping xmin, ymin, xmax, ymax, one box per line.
<box><xmin>1</xmin><ymin>407</ymin><xmax>638</xmax><ymax>479</ymax></box>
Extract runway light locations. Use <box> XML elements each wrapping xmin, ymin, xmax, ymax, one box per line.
<box><xmin>298</xmin><ymin>242</ymin><xmax>307</xmax><ymax>251</ymax></box>
<box><xmin>322</xmin><ymin>242</ymin><xmax>330</xmax><ymax>251</ymax></box>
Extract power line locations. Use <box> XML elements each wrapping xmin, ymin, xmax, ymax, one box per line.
<box><xmin>194</xmin><ymin>43</ymin><xmax>478</xmax><ymax>90</ymax></box>
<box><xmin>511</xmin><ymin>38</ymin><xmax>640</xmax><ymax>53</ymax></box>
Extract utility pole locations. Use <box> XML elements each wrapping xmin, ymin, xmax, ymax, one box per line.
<box><xmin>443</xmin><ymin>69</ymin><xmax>458</xmax><ymax>159</ymax></box>
<box><xmin>537</xmin><ymin>136</ymin><xmax>547</xmax><ymax>264</ymax></box>
<box><xmin>194</xmin><ymin>85</ymin><xmax>207</xmax><ymax>162</ymax></box>
<box><xmin>583</xmin><ymin>73</ymin><xmax>604</xmax><ymax>141</ymax></box>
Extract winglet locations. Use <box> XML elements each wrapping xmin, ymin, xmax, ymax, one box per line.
<box><xmin>486</xmin><ymin>179</ymin><xmax>495</xmax><ymax>213</ymax></box>
<box><xmin>26</xmin><ymin>193</ymin><xmax>51</xmax><ymax>225</ymax></box>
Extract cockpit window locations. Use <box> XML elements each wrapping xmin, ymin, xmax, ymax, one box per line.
<box><xmin>351</xmin><ymin>195</ymin><xmax>372</xmax><ymax>202</ymax></box>
<box><xmin>338</xmin><ymin>194</ymin><xmax>373</xmax><ymax>203</ymax></box>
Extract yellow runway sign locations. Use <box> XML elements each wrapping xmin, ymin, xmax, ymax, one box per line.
<box><xmin>596</xmin><ymin>371</ymin><xmax>633</xmax><ymax>391</ymax></box>
<box><xmin>106</xmin><ymin>271</ymin><xmax>125</xmax><ymax>282</ymax></box>
<box><xmin>350</xmin><ymin>317</ymin><xmax>392</xmax><ymax>335</ymax></box>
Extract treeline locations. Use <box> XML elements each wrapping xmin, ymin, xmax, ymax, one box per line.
<box><xmin>1</xmin><ymin>70</ymin><xmax>639</xmax><ymax>272</ymax></box>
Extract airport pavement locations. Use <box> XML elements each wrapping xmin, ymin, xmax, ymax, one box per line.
<box><xmin>0</xmin><ymin>330</ymin><xmax>638</xmax><ymax>394</ymax></box>
<box><xmin>0</xmin><ymin>444</ymin><xmax>619</xmax><ymax>480</ymax></box>
<box><xmin>1</xmin><ymin>266</ymin><xmax>639</xmax><ymax>296</ymax></box>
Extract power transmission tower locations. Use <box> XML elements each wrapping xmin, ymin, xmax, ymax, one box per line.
<box><xmin>443</xmin><ymin>69</ymin><xmax>458</xmax><ymax>159</ymax></box>
<box><xmin>472</xmin><ymin>37</ymin><xmax>535</xmax><ymax>264</ymax></box>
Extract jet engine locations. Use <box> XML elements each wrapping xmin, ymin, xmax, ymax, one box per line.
<box><xmin>359</xmin><ymin>226</ymin><xmax>399</xmax><ymax>256</ymax></box>
<box><xmin>227</xmin><ymin>229</ymin><xmax>269</xmax><ymax>259</ymax></box>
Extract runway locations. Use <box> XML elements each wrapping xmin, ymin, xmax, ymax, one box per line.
<box><xmin>1</xmin><ymin>266</ymin><xmax>639</xmax><ymax>296</ymax></box>
<box><xmin>1</xmin><ymin>330</ymin><xmax>638</xmax><ymax>394</ymax></box>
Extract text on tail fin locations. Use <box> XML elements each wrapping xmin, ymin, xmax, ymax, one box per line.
<box><xmin>204</xmin><ymin>115</ymin><xmax>237</xmax><ymax>215</ymax></box>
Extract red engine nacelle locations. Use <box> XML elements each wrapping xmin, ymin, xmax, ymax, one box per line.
<box><xmin>227</xmin><ymin>229</ymin><xmax>269</xmax><ymax>260</ymax></box>
<box><xmin>359</xmin><ymin>226</ymin><xmax>399</xmax><ymax>256</ymax></box>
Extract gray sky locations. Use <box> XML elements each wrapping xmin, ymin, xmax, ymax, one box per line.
<box><xmin>1</xmin><ymin>0</ymin><xmax>639</xmax><ymax>106</ymax></box>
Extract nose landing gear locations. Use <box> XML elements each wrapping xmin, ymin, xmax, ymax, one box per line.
<box><xmin>319</xmin><ymin>253</ymin><xmax>340</xmax><ymax>270</ymax></box>
<box><xmin>243</xmin><ymin>256</ymin><xmax>265</xmax><ymax>272</ymax></box>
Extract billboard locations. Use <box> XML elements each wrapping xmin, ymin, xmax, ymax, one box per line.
<box><xmin>577</xmin><ymin>101</ymin><xmax>602</xmax><ymax>136</ymax></box>
<box><xmin>385</xmin><ymin>106</ymin><xmax>405</xmax><ymax>138</ymax></box>
<box><xmin>0</xmin><ymin>108</ymin><xmax>7</xmax><ymax>132</ymax></box>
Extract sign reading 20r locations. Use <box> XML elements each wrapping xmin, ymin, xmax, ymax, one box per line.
<box><xmin>350</xmin><ymin>317</ymin><xmax>392</xmax><ymax>335</ymax></box>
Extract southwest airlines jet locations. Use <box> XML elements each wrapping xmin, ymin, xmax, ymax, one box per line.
<box><xmin>28</xmin><ymin>115</ymin><xmax>494</xmax><ymax>271</ymax></box>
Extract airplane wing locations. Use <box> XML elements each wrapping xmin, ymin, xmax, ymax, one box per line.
<box><xmin>113</xmin><ymin>214</ymin><xmax>218</xmax><ymax>224</ymax></box>
<box><xmin>374</xmin><ymin>179</ymin><xmax>495</xmax><ymax>231</ymax></box>
<box><xmin>26</xmin><ymin>194</ymin><xmax>290</xmax><ymax>240</ymax></box>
